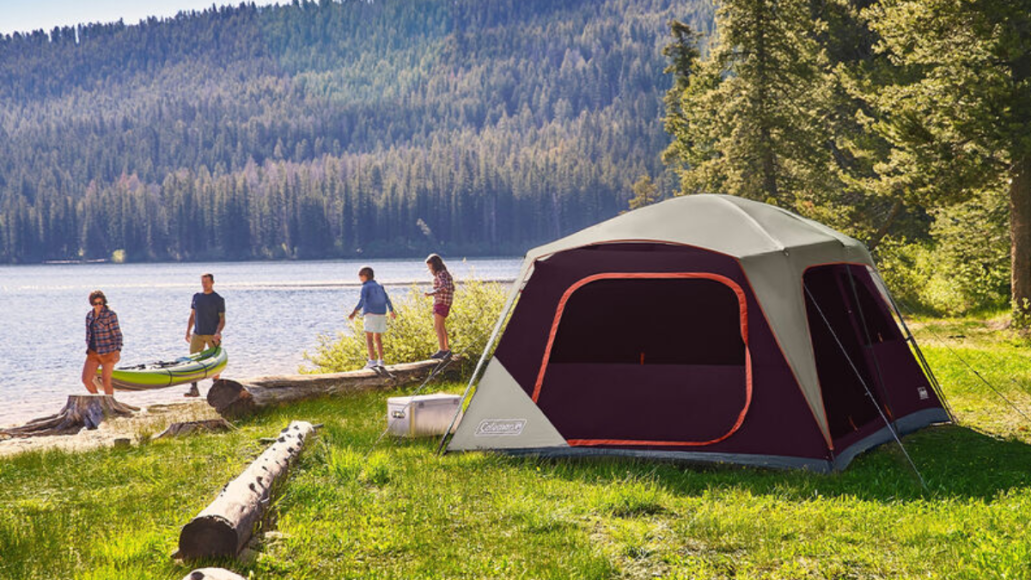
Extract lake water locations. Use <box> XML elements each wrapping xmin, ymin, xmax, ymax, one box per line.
<box><xmin>0</xmin><ymin>257</ymin><xmax>521</xmax><ymax>427</ymax></box>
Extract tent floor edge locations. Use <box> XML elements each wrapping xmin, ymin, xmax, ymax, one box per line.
<box><xmin>831</xmin><ymin>407</ymin><xmax>951</xmax><ymax>472</ymax></box>
<box><xmin>449</xmin><ymin>447</ymin><xmax>834</xmax><ymax>473</ymax></box>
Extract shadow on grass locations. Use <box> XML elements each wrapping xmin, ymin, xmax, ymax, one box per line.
<box><xmin>474</xmin><ymin>424</ymin><xmax>1031</xmax><ymax>504</ymax></box>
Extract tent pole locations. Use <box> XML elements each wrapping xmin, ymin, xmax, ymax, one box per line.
<box><xmin>435</xmin><ymin>264</ymin><xmax>529</xmax><ymax>455</ymax></box>
<box><xmin>804</xmin><ymin>284</ymin><xmax>928</xmax><ymax>488</ymax></box>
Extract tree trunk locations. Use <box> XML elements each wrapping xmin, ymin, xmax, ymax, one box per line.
<box><xmin>0</xmin><ymin>395</ymin><xmax>139</xmax><ymax>437</ymax></box>
<box><xmin>550</xmin><ymin>189</ymin><xmax>562</xmax><ymax>239</ymax></box>
<box><xmin>489</xmin><ymin>193</ymin><xmax>498</xmax><ymax>250</ymax></box>
<box><xmin>207</xmin><ymin>359</ymin><xmax>459</xmax><ymax>418</ymax></box>
<box><xmin>755</xmin><ymin>0</ymin><xmax>779</xmax><ymax>202</ymax></box>
<box><xmin>177</xmin><ymin>421</ymin><xmax>316</xmax><ymax>560</ymax></box>
<box><xmin>866</xmin><ymin>198</ymin><xmax>904</xmax><ymax>252</ymax></box>
<box><xmin>1011</xmin><ymin>155</ymin><xmax>1031</xmax><ymax>327</ymax></box>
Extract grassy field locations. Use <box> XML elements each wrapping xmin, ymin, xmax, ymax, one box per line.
<box><xmin>2</xmin><ymin>315</ymin><xmax>1031</xmax><ymax>579</ymax></box>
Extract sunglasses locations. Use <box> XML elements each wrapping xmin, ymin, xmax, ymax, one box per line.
<box><xmin>92</xmin><ymin>300</ymin><xmax>104</xmax><ymax>306</ymax></box>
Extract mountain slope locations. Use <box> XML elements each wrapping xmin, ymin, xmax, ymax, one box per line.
<box><xmin>0</xmin><ymin>0</ymin><xmax>712</xmax><ymax>261</ymax></box>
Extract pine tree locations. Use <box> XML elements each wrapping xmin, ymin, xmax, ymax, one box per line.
<box><xmin>860</xmin><ymin>0</ymin><xmax>1031</xmax><ymax>323</ymax></box>
<box><xmin>663</xmin><ymin>0</ymin><xmax>836</xmax><ymax>207</ymax></box>
<box><xmin>624</xmin><ymin>174</ymin><xmax>660</xmax><ymax>213</ymax></box>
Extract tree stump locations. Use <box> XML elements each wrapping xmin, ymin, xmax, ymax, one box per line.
<box><xmin>207</xmin><ymin>358</ymin><xmax>459</xmax><ymax>418</ymax></box>
<box><xmin>0</xmin><ymin>395</ymin><xmax>139</xmax><ymax>437</ymax></box>
<box><xmin>177</xmin><ymin>421</ymin><xmax>316</xmax><ymax>559</ymax></box>
<box><xmin>180</xmin><ymin>569</ymin><xmax>247</xmax><ymax>580</ymax></box>
<box><xmin>156</xmin><ymin>419</ymin><xmax>233</xmax><ymax>439</ymax></box>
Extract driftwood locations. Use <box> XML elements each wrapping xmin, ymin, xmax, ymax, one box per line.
<box><xmin>180</xmin><ymin>569</ymin><xmax>247</xmax><ymax>580</ymax></box>
<box><xmin>0</xmin><ymin>395</ymin><xmax>139</xmax><ymax>437</ymax></box>
<box><xmin>177</xmin><ymin>421</ymin><xmax>316</xmax><ymax>560</ymax></box>
<box><xmin>156</xmin><ymin>419</ymin><xmax>234</xmax><ymax>439</ymax></box>
<box><xmin>207</xmin><ymin>358</ymin><xmax>458</xmax><ymax>418</ymax></box>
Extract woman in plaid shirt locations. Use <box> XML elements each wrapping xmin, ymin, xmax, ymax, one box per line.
<box><xmin>424</xmin><ymin>254</ymin><xmax>453</xmax><ymax>360</ymax></box>
<box><xmin>82</xmin><ymin>290</ymin><xmax>123</xmax><ymax>396</ymax></box>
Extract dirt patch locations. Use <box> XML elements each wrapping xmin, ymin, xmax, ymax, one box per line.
<box><xmin>986</xmin><ymin>318</ymin><xmax>1011</xmax><ymax>332</ymax></box>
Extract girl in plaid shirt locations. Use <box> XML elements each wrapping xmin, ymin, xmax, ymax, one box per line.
<box><xmin>424</xmin><ymin>254</ymin><xmax>453</xmax><ymax>359</ymax></box>
<box><xmin>82</xmin><ymin>290</ymin><xmax>123</xmax><ymax>396</ymax></box>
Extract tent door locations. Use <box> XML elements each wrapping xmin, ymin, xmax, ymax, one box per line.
<box><xmin>804</xmin><ymin>264</ymin><xmax>939</xmax><ymax>444</ymax></box>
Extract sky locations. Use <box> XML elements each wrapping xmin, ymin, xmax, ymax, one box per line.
<box><xmin>0</xmin><ymin>0</ymin><xmax>285</xmax><ymax>36</ymax></box>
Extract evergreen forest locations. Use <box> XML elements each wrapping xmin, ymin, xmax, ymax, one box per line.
<box><xmin>0</xmin><ymin>0</ymin><xmax>712</xmax><ymax>262</ymax></box>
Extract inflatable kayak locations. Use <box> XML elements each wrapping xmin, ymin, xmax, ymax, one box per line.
<box><xmin>99</xmin><ymin>346</ymin><xmax>228</xmax><ymax>391</ymax></box>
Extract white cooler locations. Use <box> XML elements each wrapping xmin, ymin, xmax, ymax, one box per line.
<box><xmin>387</xmin><ymin>393</ymin><xmax>463</xmax><ymax>437</ymax></box>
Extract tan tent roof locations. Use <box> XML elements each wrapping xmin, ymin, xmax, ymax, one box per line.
<box><xmin>525</xmin><ymin>194</ymin><xmax>865</xmax><ymax>261</ymax></box>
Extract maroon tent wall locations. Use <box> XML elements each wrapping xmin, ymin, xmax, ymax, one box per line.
<box><xmin>493</xmin><ymin>243</ymin><xmax>832</xmax><ymax>462</ymax></box>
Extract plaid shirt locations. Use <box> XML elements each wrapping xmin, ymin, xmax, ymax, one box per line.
<box><xmin>430</xmin><ymin>270</ymin><xmax>454</xmax><ymax>307</ymax></box>
<box><xmin>86</xmin><ymin>307</ymin><xmax>123</xmax><ymax>355</ymax></box>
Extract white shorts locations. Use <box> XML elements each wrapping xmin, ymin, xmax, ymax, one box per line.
<box><xmin>363</xmin><ymin>314</ymin><xmax>387</xmax><ymax>334</ymax></box>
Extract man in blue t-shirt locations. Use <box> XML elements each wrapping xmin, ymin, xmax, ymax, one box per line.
<box><xmin>184</xmin><ymin>272</ymin><xmax>226</xmax><ymax>397</ymax></box>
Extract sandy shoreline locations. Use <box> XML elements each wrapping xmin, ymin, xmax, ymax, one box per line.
<box><xmin>0</xmin><ymin>400</ymin><xmax>223</xmax><ymax>459</ymax></box>
<box><xmin>0</xmin><ymin>381</ymin><xmax>226</xmax><ymax>431</ymax></box>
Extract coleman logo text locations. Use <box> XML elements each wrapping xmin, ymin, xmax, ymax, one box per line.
<box><xmin>475</xmin><ymin>419</ymin><xmax>527</xmax><ymax>437</ymax></box>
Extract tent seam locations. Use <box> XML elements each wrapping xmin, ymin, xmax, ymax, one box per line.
<box><xmin>713</xmin><ymin>196</ymin><xmax>786</xmax><ymax>252</ymax></box>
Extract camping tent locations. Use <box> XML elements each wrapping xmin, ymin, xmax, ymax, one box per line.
<box><xmin>445</xmin><ymin>194</ymin><xmax>951</xmax><ymax>472</ymax></box>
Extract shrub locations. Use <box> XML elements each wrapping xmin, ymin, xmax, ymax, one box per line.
<box><xmin>874</xmin><ymin>237</ymin><xmax>933</xmax><ymax>311</ymax></box>
<box><xmin>302</xmin><ymin>277</ymin><xmax>509</xmax><ymax>375</ymax></box>
<box><xmin>876</xmin><ymin>238</ymin><xmax>966</xmax><ymax>315</ymax></box>
<box><xmin>876</xmin><ymin>187</ymin><xmax>1009</xmax><ymax>316</ymax></box>
<box><xmin>928</xmin><ymin>186</ymin><xmax>1010</xmax><ymax>311</ymax></box>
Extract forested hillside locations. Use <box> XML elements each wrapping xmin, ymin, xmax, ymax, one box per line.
<box><xmin>0</xmin><ymin>0</ymin><xmax>712</xmax><ymax>262</ymax></box>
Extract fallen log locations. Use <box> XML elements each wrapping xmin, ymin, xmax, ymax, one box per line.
<box><xmin>207</xmin><ymin>358</ymin><xmax>459</xmax><ymax>418</ymax></box>
<box><xmin>177</xmin><ymin>421</ymin><xmax>316</xmax><ymax>560</ymax></box>
<box><xmin>156</xmin><ymin>419</ymin><xmax>234</xmax><ymax>439</ymax></box>
<box><xmin>0</xmin><ymin>395</ymin><xmax>139</xmax><ymax>437</ymax></box>
<box><xmin>180</xmin><ymin>569</ymin><xmax>247</xmax><ymax>580</ymax></box>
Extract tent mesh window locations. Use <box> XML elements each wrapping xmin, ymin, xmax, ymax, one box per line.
<box><xmin>548</xmin><ymin>278</ymin><xmax>745</xmax><ymax>365</ymax></box>
<box><xmin>537</xmin><ymin>277</ymin><xmax>748</xmax><ymax>444</ymax></box>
